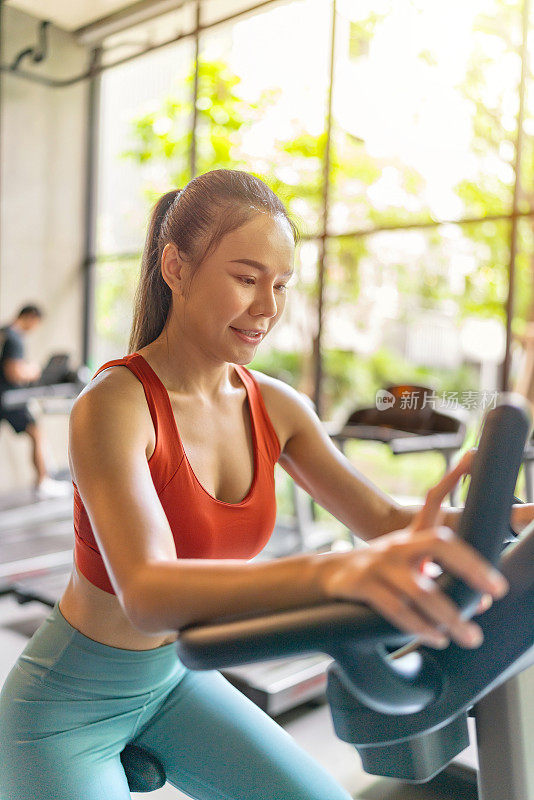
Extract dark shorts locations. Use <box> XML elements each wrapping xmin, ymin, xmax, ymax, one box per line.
<box><xmin>0</xmin><ymin>403</ymin><xmax>36</xmax><ymax>434</ymax></box>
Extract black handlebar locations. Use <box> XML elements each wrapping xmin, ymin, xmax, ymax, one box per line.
<box><xmin>442</xmin><ymin>395</ymin><xmax>531</xmax><ymax>613</ymax></box>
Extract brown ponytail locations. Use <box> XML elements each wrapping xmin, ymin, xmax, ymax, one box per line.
<box><xmin>128</xmin><ymin>190</ymin><xmax>180</xmax><ymax>353</ymax></box>
<box><xmin>128</xmin><ymin>170</ymin><xmax>299</xmax><ymax>354</ymax></box>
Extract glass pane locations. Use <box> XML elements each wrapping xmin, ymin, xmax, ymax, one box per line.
<box><xmin>94</xmin><ymin>256</ymin><xmax>139</xmax><ymax>367</ymax></box>
<box><xmin>520</xmin><ymin>1</ymin><xmax>534</xmax><ymax>210</ymax></box>
<box><xmin>97</xmin><ymin>39</ymin><xmax>194</xmax><ymax>257</ymax></box>
<box><xmin>515</xmin><ymin>217</ymin><xmax>534</xmax><ymax>326</ymax></box>
<box><xmin>512</xmin><ymin>216</ymin><xmax>534</xmax><ymax>391</ymax></box>
<box><xmin>323</xmin><ymin>220</ymin><xmax>512</xmax><ymax>499</ymax></box>
<box><xmin>201</xmin><ymin>0</ymin><xmax>282</xmax><ymax>27</ymax></box>
<box><xmin>100</xmin><ymin>3</ymin><xmax>197</xmax><ymax>68</ymax></box>
<box><xmin>197</xmin><ymin>0</ymin><xmax>331</xmax><ymax>236</ymax></box>
<box><xmin>322</xmin><ymin>221</ymin><xmax>511</xmax><ymax>420</ymax></box>
<box><xmin>330</xmin><ymin>0</ymin><xmax>521</xmax><ymax>235</ymax></box>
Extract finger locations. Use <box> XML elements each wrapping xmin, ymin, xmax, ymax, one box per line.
<box><xmin>364</xmin><ymin>583</ymin><xmax>450</xmax><ymax>648</ymax></box>
<box><xmin>381</xmin><ymin>567</ymin><xmax>484</xmax><ymax>648</ymax></box>
<box><xmin>414</xmin><ymin>454</ymin><xmax>475</xmax><ymax>531</ymax></box>
<box><xmin>412</xmin><ymin>528</ymin><xmax>509</xmax><ymax>599</ymax></box>
<box><xmin>460</xmin><ymin>448</ymin><xmax>477</xmax><ymax>490</ymax></box>
<box><xmin>474</xmin><ymin>593</ymin><xmax>493</xmax><ymax>615</ymax></box>
<box><xmin>461</xmin><ymin>448</ymin><xmax>477</xmax><ymax>470</ymax></box>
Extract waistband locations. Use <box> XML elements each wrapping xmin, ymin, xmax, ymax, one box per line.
<box><xmin>14</xmin><ymin>602</ymin><xmax>188</xmax><ymax>700</ymax></box>
<box><xmin>17</xmin><ymin>601</ymin><xmax>186</xmax><ymax>693</ymax></box>
<box><xmin>52</xmin><ymin>600</ymin><xmax>178</xmax><ymax>659</ymax></box>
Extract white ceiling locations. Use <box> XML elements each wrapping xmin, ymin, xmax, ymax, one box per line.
<box><xmin>5</xmin><ymin>0</ymin><xmax>143</xmax><ymax>31</ymax></box>
<box><xmin>4</xmin><ymin>0</ymin><xmax>273</xmax><ymax>43</ymax></box>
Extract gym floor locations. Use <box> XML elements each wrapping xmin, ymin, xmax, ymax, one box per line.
<box><xmin>0</xmin><ymin>596</ymin><xmax>478</xmax><ymax>800</ymax></box>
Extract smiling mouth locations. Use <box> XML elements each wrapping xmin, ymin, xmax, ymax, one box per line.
<box><xmin>230</xmin><ymin>327</ymin><xmax>266</xmax><ymax>342</ymax></box>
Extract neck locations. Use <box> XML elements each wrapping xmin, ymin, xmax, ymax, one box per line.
<box><xmin>140</xmin><ymin>325</ymin><xmax>236</xmax><ymax>401</ymax></box>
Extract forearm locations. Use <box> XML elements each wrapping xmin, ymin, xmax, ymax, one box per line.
<box><xmin>317</xmin><ymin>492</ymin><xmax>459</xmax><ymax>542</ymax></box>
<box><xmin>385</xmin><ymin>503</ymin><xmax>463</xmax><ymax>535</ymax></box>
<box><xmin>127</xmin><ymin>553</ymin><xmax>331</xmax><ymax>634</ymax></box>
<box><xmin>387</xmin><ymin>503</ymin><xmax>530</xmax><ymax>536</ymax></box>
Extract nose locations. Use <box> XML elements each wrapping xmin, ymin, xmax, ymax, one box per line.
<box><xmin>250</xmin><ymin>286</ymin><xmax>279</xmax><ymax>319</ymax></box>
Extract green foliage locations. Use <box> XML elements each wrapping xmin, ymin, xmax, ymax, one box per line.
<box><xmin>455</xmin><ymin>0</ymin><xmax>532</xmax><ymax>330</ymax></box>
<box><xmin>249</xmin><ymin>349</ymin><xmax>305</xmax><ymax>388</ymax></box>
<box><xmin>349</xmin><ymin>11</ymin><xmax>388</xmax><ymax>60</ymax></box>
<box><xmin>96</xmin><ymin>258</ymin><xmax>140</xmax><ymax>351</ymax></box>
<box><xmin>321</xmin><ymin>347</ymin><xmax>477</xmax><ymax>413</ymax></box>
<box><xmin>250</xmin><ymin>344</ymin><xmax>476</xmax><ymax>418</ymax></box>
<box><xmin>122</xmin><ymin>59</ymin><xmax>273</xmax><ymax>190</ymax></box>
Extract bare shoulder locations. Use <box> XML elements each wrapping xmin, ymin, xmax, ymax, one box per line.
<box><xmin>77</xmin><ymin>363</ymin><xmax>145</xmax><ymax>403</ymax></box>
<box><xmin>246</xmin><ymin>368</ymin><xmax>317</xmax><ymax>451</ymax></box>
<box><xmin>69</xmin><ymin>365</ymin><xmax>154</xmax><ymax>479</ymax></box>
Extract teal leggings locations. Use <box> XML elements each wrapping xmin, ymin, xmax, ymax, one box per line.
<box><xmin>0</xmin><ymin>602</ymin><xmax>352</xmax><ymax>800</ymax></box>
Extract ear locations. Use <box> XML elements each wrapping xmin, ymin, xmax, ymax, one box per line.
<box><xmin>161</xmin><ymin>243</ymin><xmax>189</xmax><ymax>293</ymax></box>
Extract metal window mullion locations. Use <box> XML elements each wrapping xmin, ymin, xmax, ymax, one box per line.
<box><xmin>190</xmin><ymin>0</ymin><xmax>201</xmax><ymax>179</ymax></box>
<box><xmin>502</xmin><ymin>0</ymin><xmax>530</xmax><ymax>391</ymax></box>
<box><xmin>314</xmin><ymin>0</ymin><xmax>337</xmax><ymax>419</ymax></box>
<box><xmin>82</xmin><ymin>48</ymin><xmax>102</xmax><ymax>368</ymax></box>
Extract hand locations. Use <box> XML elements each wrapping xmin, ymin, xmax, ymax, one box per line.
<box><xmin>322</xmin><ymin>451</ymin><xmax>509</xmax><ymax>649</ymax></box>
<box><xmin>510</xmin><ymin>502</ymin><xmax>534</xmax><ymax>537</ymax></box>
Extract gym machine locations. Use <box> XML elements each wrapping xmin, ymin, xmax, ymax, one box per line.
<box><xmin>118</xmin><ymin>395</ymin><xmax>534</xmax><ymax>798</ymax></box>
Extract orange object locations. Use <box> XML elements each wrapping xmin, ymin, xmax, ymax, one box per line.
<box><xmin>72</xmin><ymin>353</ymin><xmax>280</xmax><ymax>594</ymax></box>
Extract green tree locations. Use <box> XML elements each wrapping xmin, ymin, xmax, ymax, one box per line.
<box><xmin>123</xmin><ymin>59</ymin><xmax>280</xmax><ymax>201</ymax></box>
<box><xmin>454</xmin><ymin>0</ymin><xmax>533</xmax><ymax>328</ymax></box>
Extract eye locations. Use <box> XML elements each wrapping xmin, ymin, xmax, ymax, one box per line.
<box><xmin>237</xmin><ymin>276</ymin><xmax>256</xmax><ymax>286</ymax></box>
<box><xmin>275</xmin><ymin>283</ymin><xmax>288</xmax><ymax>293</ymax></box>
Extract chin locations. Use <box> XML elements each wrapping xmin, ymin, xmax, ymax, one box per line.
<box><xmin>216</xmin><ymin>345</ymin><xmax>254</xmax><ymax>366</ymax></box>
<box><xmin>231</xmin><ymin>353</ymin><xmax>256</xmax><ymax>366</ymax></box>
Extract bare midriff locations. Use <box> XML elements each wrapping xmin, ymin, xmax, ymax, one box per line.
<box><xmin>59</xmin><ymin>564</ymin><xmax>178</xmax><ymax>651</ymax></box>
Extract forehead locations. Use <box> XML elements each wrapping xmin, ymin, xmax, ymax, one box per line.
<box><xmin>214</xmin><ymin>214</ymin><xmax>295</xmax><ymax>265</ymax></box>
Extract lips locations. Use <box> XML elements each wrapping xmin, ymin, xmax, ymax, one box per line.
<box><xmin>230</xmin><ymin>327</ymin><xmax>265</xmax><ymax>343</ymax></box>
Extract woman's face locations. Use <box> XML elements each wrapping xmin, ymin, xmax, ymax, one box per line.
<box><xmin>172</xmin><ymin>213</ymin><xmax>295</xmax><ymax>365</ymax></box>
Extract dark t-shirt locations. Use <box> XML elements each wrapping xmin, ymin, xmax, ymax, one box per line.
<box><xmin>0</xmin><ymin>326</ymin><xmax>24</xmax><ymax>395</ymax></box>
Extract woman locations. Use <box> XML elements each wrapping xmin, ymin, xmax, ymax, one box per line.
<box><xmin>0</xmin><ymin>170</ymin><xmax>513</xmax><ymax>800</ymax></box>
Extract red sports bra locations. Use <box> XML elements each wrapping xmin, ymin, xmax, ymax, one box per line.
<box><xmin>72</xmin><ymin>353</ymin><xmax>281</xmax><ymax>595</ymax></box>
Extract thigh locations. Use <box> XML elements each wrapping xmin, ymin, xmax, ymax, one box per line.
<box><xmin>0</xmin><ymin>663</ymin><xmax>132</xmax><ymax>800</ymax></box>
<box><xmin>131</xmin><ymin>670</ymin><xmax>352</xmax><ymax>800</ymax></box>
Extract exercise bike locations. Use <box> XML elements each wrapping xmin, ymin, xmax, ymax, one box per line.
<box><xmin>120</xmin><ymin>394</ymin><xmax>534</xmax><ymax>799</ymax></box>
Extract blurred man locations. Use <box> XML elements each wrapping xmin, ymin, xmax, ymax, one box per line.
<box><xmin>0</xmin><ymin>305</ymin><xmax>71</xmax><ymax>499</ymax></box>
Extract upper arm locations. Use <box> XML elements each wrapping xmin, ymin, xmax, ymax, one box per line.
<box><xmin>69</xmin><ymin>369</ymin><xmax>177</xmax><ymax>618</ymax></box>
<box><xmin>254</xmin><ymin>372</ymin><xmax>398</xmax><ymax>539</ymax></box>
<box><xmin>259</xmin><ymin>376</ymin><xmax>346</xmax><ymax>493</ymax></box>
<box><xmin>2</xmin><ymin>358</ymin><xmax>23</xmax><ymax>383</ymax></box>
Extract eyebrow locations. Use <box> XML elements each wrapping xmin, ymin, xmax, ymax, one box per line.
<box><xmin>230</xmin><ymin>259</ymin><xmax>293</xmax><ymax>277</ymax></box>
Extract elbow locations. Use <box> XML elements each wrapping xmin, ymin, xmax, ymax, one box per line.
<box><xmin>122</xmin><ymin>565</ymin><xmax>190</xmax><ymax>635</ymax></box>
<box><xmin>122</xmin><ymin>569</ymin><xmax>165</xmax><ymax>634</ymax></box>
